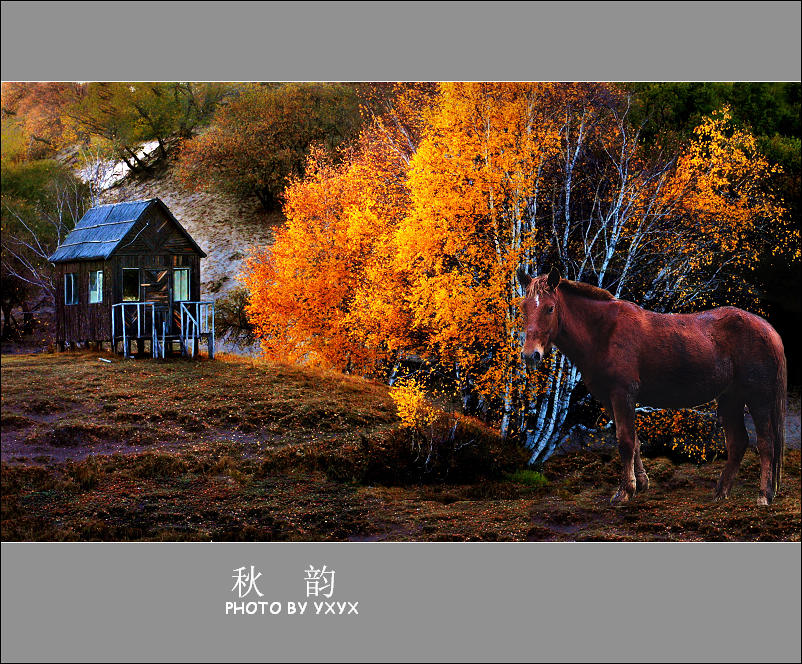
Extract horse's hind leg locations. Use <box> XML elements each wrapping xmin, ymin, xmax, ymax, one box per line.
<box><xmin>634</xmin><ymin>436</ymin><xmax>649</xmax><ymax>492</ymax></box>
<box><xmin>747</xmin><ymin>404</ymin><xmax>776</xmax><ymax>506</ymax></box>
<box><xmin>714</xmin><ymin>396</ymin><xmax>748</xmax><ymax>501</ymax></box>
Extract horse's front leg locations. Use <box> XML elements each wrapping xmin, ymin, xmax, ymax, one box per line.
<box><xmin>610</xmin><ymin>392</ymin><xmax>638</xmax><ymax>505</ymax></box>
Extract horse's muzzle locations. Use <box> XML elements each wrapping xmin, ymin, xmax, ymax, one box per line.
<box><xmin>522</xmin><ymin>350</ymin><xmax>541</xmax><ymax>370</ymax></box>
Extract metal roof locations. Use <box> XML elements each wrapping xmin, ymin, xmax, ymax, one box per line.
<box><xmin>49</xmin><ymin>199</ymin><xmax>205</xmax><ymax>262</ymax></box>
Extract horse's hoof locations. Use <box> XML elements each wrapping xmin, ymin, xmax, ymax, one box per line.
<box><xmin>636</xmin><ymin>473</ymin><xmax>649</xmax><ymax>492</ymax></box>
<box><xmin>713</xmin><ymin>491</ymin><xmax>728</xmax><ymax>502</ymax></box>
<box><xmin>756</xmin><ymin>494</ymin><xmax>770</xmax><ymax>507</ymax></box>
<box><xmin>610</xmin><ymin>489</ymin><xmax>631</xmax><ymax>505</ymax></box>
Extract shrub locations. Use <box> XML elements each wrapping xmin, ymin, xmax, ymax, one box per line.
<box><xmin>214</xmin><ymin>287</ymin><xmax>256</xmax><ymax>346</ymax></box>
<box><xmin>506</xmin><ymin>468</ymin><xmax>549</xmax><ymax>488</ymax></box>
<box><xmin>635</xmin><ymin>405</ymin><xmax>727</xmax><ymax>463</ymax></box>
<box><xmin>387</xmin><ymin>377</ymin><xmax>528</xmax><ymax>482</ymax></box>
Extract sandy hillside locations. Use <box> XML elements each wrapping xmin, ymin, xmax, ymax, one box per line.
<box><xmin>96</xmin><ymin>160</ymin><xmax>279</xmax><ymax>301</ymax></box>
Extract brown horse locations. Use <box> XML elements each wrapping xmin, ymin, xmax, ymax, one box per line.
<box><xmin>517</xmin><ymin>267</ymin><xmax>787</xmax><ymax>506</ymax></box>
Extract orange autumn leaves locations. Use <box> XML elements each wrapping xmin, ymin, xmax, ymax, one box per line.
<box><xmin>661</xmin><ymin>107</ymin><xmax>791</xmax><ymax>269</ymax></box>
<box><xmin>243</xmin><ymin>133</ymin><xmax>413</xmax><ymax>372</ymax></box>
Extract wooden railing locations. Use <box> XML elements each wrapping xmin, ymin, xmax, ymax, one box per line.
<box><xmin>112</xmin><ymin>301</ymin><xmax>161</xmax><ymax>358</ymax></box>
<box><xmin>179</xmin><ymin>301</ymin><xmax>214</xmax><ymax>358</ymax></box>
<box><xmin>111</xmin><ymin>300</ymin><xmax>214</xmax><ymax>359</ymax></box>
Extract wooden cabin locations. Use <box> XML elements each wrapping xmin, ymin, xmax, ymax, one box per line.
<box><xmin>49</xmin><ymin>198</ymin><xmax>215</xmax><ymax>358</ymax></box>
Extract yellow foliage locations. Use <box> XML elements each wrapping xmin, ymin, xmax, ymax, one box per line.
<box><xmin>389</xmin><ymin>378</ymin><xmax>438</xmax><ymax>430</ymax></box>
<box><xmin>634</xmin><ymin>405</ymin><xmax>726</xmax><ymax>463</ymax></box>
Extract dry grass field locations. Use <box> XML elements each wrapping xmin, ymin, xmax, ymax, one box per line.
<box><xmin>2</xmin><ymin>352</ymin><xmax>799</xmax><ymax>541</ymax></box>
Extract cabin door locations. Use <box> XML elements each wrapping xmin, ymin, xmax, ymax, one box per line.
<box><xmin>142</xmin><ymin>269</ymin><xmax>169</xmax><ymax>303</ymax></box>
<box><xmin>142</xmin><ymin>268</ymin><xmax>171</xmax><ymax>334</ymax></box>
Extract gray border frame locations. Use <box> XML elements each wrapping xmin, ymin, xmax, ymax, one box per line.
<box><xmin>2</xmin><ymin>542</ymin><xmax>801</xmax><ymax>662</ymax></box>
<box><xmin>2</xmin><ymin>1</ymin><xmax>801</xmax><ymax>662</ymax></box>
<box><xmin>1</xmin><ymin>1</ymin><xmax>800</xmax><ymax>82</ymax></box>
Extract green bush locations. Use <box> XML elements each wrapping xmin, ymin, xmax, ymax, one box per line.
<box><xmin>505</xmin><ymin>468</ymin><xmax>549</xmax><ymax>488</ymax></box>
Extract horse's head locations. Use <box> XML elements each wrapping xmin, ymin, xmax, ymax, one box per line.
<box><xmin>517</xmin><ymin>266</ymin><xmax>561</xmax><ymax>371</ymax></box>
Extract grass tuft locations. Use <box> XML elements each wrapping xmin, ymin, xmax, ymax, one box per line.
<box><xmin>506</xmin><ymin>468</ymin><xmax>549</xmax><ymax>488</ymax></box>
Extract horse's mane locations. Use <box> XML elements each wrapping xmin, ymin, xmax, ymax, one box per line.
<box><xmin>527</xmin><ymin>275</ymin><xmax>615</xmax><ymax>302</ymax></box>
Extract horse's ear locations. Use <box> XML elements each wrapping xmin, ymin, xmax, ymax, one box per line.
<box><xmin>547</xmin><ymin>266</ymin><xmax>561</xmax><ymax>290</ymax></box>
<box><xmin>517</xmin><ymin>266</ymin><xmax>532</xmax><ymax>292</ymax></box>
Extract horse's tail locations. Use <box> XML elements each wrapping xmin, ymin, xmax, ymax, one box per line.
<box><xmin>771</xmin><ymin>347</ymin><xmax>787</xmax><ymax>498</ymax></box>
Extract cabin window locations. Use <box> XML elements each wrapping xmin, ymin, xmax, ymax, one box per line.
<box><xmin>173</xmin><ymin>268</ymin><xmax>190</xmax><ymax>301</ymax></box>
<box><xmin>65</xmin><ymin>273</ymin><xmax>78</xmax><ymax>305</ymax></box>
<box><xmin>122</xmin><ymin>268</ymin><xmax>140</xmax><ymax>301</ymax></box>
<box><xmin>89</xmin><ymin>270</ymin><xmax>103</xmax><ymax>303</ymax></box>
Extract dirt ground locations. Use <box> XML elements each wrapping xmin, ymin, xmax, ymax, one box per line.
<box><xmin>2</xmin><ymin>352</ymin><xmax>799</xmax><ymax>542</ymax></box>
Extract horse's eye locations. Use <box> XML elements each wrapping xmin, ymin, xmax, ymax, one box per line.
<box><xmin>547</xmin><ymin>306</ymin><xmax>554</xmax><ymax>314</ymax></box>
